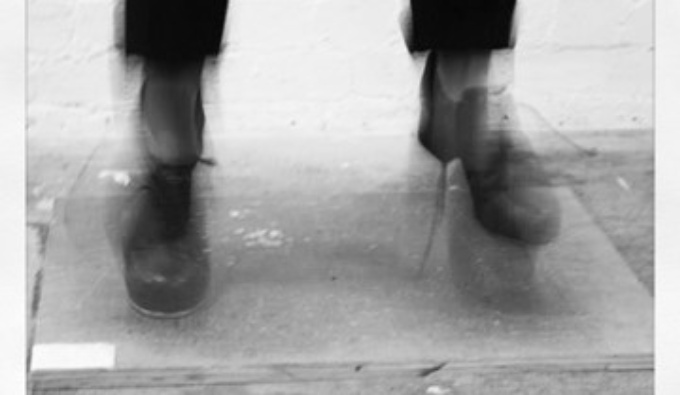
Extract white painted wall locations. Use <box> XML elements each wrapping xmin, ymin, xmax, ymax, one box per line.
<box><xmin>27</xmin><ymin>0</ymin><xmax>653</xmax><ymax>150</ymax></box>
<box><xmin>514</xmin><ymin>0</ymin><xmax>653</xmax><ymax>131</ymax></box>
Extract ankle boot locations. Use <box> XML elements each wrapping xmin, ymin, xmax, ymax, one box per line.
<box><xmin>418</xmin><ymin>52</ymin><xmax>457</xmax><ymax>163</ymax></box>
<box><xmin>149</xmin><ymin>163</ymin><xmax>194</xmax><ymax>240</ymax></box>
<box><xmin>416</xmin><ymin>52</ymin><xmax>559</xmax><ymax>244</ymax></box>
<box><xmin>455</xmin><ymin>88</ymin><xmax>560</xmax><ymax>245</ymax></box>
<box><xmin>121</xmin><ymin>162</ymin><xmax>210</xmax><ymax>318</ymax></box>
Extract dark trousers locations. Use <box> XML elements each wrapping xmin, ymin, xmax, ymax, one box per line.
<box><xmin>122</xmin><ymin>0</ymin><xmax>516</xmax><ymax>166</ymax></box>
<box><xmin>409</xmin><ymin>0</ymin><xmax>517</xmax><ymax>52</ymax></box>
<box><xmin>124</xmin><ymin>0</ymin><xmax>229</xmax><ymax>62</ymax></box>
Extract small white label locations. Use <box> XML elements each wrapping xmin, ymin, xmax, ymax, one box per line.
<box><xmin>31</xmin><ymin>343</ymin><xmax>116</xmax><ymax>371</ymax></box>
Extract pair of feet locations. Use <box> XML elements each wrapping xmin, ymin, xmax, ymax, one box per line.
<box><xmin>122</xmin><ymin>55</ymin><xmax>560</xmax><ymax>318</ymax></box>
<box><xmin>121</xmin><ymin>150</ymin><xmax>558</xmax><ymax>320</ymax></box>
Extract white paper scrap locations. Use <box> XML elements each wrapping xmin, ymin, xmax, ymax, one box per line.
<box><xmin>31</xmin><ymin>343</ymin><xmax>116</xmax><ymax>371</ymax></box>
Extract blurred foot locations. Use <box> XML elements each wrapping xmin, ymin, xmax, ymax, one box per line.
<box><xmin>120</xmin><ymin>162</ymin><xmax>209</xmax><ymax>318</ymax></box>
<box><xmin>416</xmin><ymin>53</ymin><xmax>559</xmax><ymax>244</ymax></box>
<box><xmin>463</xmin><ymin>127</ymin><xmax>561</xmax><ymax>245</ymax></box>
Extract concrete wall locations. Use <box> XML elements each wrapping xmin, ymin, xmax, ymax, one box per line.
<box><xmin>28</xmin><ymin>0</ymin><xmax>653</xmax><ymax>150</ymax></box>
<box><xmin>514</xmin><ymin>0</ymin><xmax>653</xmax><ymax>130</ymax></box>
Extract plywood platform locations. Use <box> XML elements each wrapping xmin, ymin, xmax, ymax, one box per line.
<box><xmin>30</xmin><ymin>134</ymin><xmax>653</xmax><ymax>391</ymax></box>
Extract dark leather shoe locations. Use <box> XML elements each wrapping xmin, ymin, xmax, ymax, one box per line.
<box><xmin>463</xmin><ymin>131</ymin><xmax>561</xmax><ymax>245</ymax></box>
<box><xmin>416</xmin><ymin>52</ymin><xmax>559</xmax><ymax>244</ymax></box>
<box><xmin>120</xmin><ymin>163</ymin><xmax>209</xmax><ymax>318</ymax></box>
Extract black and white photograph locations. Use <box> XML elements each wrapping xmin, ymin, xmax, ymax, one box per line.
<box><xmin>1</xmin><ymin>0</ymin><xmax>673</xmax><ymax>393</ymax></box>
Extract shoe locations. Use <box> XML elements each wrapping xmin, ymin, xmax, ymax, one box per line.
<box><xmin>463</xmin><ymin>130</ymin><xmax>560</xmax><ymax>245</ymax></box>
<box><xmin>149</xmin><ymin>163</ymin><xmax>194</xmax><ymax>240</ymax></box>
<box><xmin>455</xmin><ymin>89</ymin><xmax>560</xmax><ymax>245</ymax></box>
<box><xmin>416</xmin><ymin>52</ymin><xmax>559</xmax><ymax>244</ymax></box>
<box><xmin>417</xmin><ymin>52</ymin><xmax>457</xmax><ymax>163</ymax></box>
<box><xmin>121</xmin><ymin>162</ymin><xmax>210</xmax><ymax>318</ymax></box>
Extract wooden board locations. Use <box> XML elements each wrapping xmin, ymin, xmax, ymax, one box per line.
<box><xmin>30</xmin><ymin>134</ymin><xmax>653</xmax><ymax>391</ymax></box>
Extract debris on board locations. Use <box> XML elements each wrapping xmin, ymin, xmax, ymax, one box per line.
<box><xmin>228</xmin><ymin>209</ymin><xmax>253</xmax><ymax>219</ymax></box>
<box><xmin>426</xmin><ymin>385</ymin><xmax>452</xmax><ymax>395</ymax></box>
<box><xmin>243</xmin><ymin>228</ymin><xmax>286</xmax><ymax>248</ymax></box>
<box><xmin>616</xmin><ymin>176</ymin><xmax>631</xmax><ymax>192</ymax></box>
<box><xmin>36</xmin><ymin>198</ymin><xmax>55</xmax><ymax>212</ymax></box>
<box><xmin>97</xmin><ymin>170</ymin><xmax>131</xmax><ymax>187</ymax></box>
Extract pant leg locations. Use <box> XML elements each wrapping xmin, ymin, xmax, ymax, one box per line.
<box><xmin>140</xmin><ymin>61</ymin><xmax>205</xmax><ymax>166</ymax></box>
<box><xmin>414</xmin><ymin>0</ymin><xmax>513</xmax><ymax>165</ymax></box>
<box><xmin>123</xmin><ymin>0</ymin><xmax>228</xmax><ymax>166</ymax></box>
<box><xmin>410</xmin><ymin>0</ymin><xmax>517</xmax><ymax>52</ymax></box>
<box><xmin>124</xmin><ymin>0</ymin><xmax>229</xmax><ymax>62</ymax></box>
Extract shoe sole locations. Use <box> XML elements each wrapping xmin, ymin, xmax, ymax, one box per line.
<box><xmin>127</xmin><ymin>292</ymin><xmax>208</xmax><ymax>320</ymax></box>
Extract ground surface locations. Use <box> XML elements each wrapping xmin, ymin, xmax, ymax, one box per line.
<box><xmin>27</xmin><ymin>128</ymin><xmax>654</xmax><ymax>394</ymax></box>
<box><xmin>32</xmin><ymin>370</ymin><xmax>653</xmax><ymax>395</ymax></box>
<box><xmin>540</xmin><ymin>129</ymin><xmax>654</xmax><ymax>295</ymax></box>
